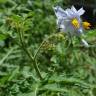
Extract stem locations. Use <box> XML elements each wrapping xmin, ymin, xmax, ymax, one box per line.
<box><xmin>33</xmin><ymin>34</ymin><xmax>55</xmax><ymax>60</ymax></box>
<box><xmin>18</xmin><ymin>25</ymin><xmax>43</xmax><ymax>80</ymax></box>
<box><xmin>34</xmin><ymin>40</ymin><xmax>46</xmax><ymax>59</ymax></box>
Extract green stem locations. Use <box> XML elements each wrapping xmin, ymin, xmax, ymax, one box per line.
<box><xmin>34</xmin><ymin>40</ymin><xmax>46</xmax><ymax>59</ymax></box>
<box><xmin>33</xmin><ymin>34</ymin><xmax>55</xmax><ymax>60</ymax></box>
<box><xmin>18</xmin><ymin>26</ymin><xmax>43</xmax><ymax>80</ymax></box>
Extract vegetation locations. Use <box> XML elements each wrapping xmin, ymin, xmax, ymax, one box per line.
<box><xmin>0</xmin><ymin>0</ymin><xmax>96</xmax><ymax>96</ymax></box>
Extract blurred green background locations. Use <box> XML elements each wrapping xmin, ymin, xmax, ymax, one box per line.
<box><xmin>0</xmin><ymin>0</ymin><xmax>96</xmax><ymax>96</ymax></box>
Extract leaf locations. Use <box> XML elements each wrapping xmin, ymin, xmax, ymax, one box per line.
<box><xmin>49</xmin><ymin>75</ymin><xmax>94</xmax><ymax>88</ymax></box>
<box><xmin>0</xmin><ymin>74</ymin><xmax>10</xmax><ymax>86</ymax></box>
<box><xmin>8</xmin><ymin>66</ymin><xmax>19</xmax><ymax>81</ymax></box>
<box><xmin>0</xmin><ymin>0</ymin><xmax>8</xmax><ymax>3</ymax></box>
<box><xmin>50</xmin><ymin>55</ymin><xmax>57</xmax><ymax>63</ymax></box>
<box><xmin>41</xmin><ymin>84</ymin><xmax>68</xmax><ymax>92</ymax></box>
<box><xmin>0</xmin><ymin>47</ymin><xmax>15</xmax><ymax>65</ymax></box>
<box><xmin>17</xmin><ymin>92</ymin><xmax>36</xmax><ymax>96</ymax></box>
<box><xmin>0</xmin><ymin>34</ymin><xmax>7</xmax><ymax>41</ymax></box>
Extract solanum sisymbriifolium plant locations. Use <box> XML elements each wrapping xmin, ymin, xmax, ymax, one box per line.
<box><xmin>0</xmin><ymin>0</ymin><xmax>96</xmax><ymax>96</ymax></box>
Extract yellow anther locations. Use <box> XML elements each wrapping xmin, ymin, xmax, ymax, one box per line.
<box><xmin>71</xmin><ymin>18</ymin><xmax>80</xmax><ymax>29</ymax></box>
<box><xmin>83</xmin><ymin>21</ymin><xmax>91</xmax><ymax>29</ymax></box>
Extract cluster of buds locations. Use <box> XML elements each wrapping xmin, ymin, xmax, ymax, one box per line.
<box><xmin>53</xmin><ymin>6</ymin><xmax>91</xmax><ymax>47</ymax></box>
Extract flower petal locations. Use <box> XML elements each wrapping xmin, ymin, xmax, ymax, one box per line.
<box><xmin>71</xmin><ymin>6</ymin><xmax>77</xmax><ymax>13</ymax></box>
<box><xmin>53</xmin><ymin>6</ymin><xmax>67</xmax><ymax>19</ymax></box>
<box><xmin>78</xmin><ymin>7</ymin><xmax>85</xmax><ymax>16</ymax></box>
<box><xmin>65</xmin><ymin>8</ymin><xmax>74</xmax><ymax>18</ymax></box>
<box><xmin>57</xmin><ymin>19</ymin><xmax>65</xmax><ymax>29</ymax></box>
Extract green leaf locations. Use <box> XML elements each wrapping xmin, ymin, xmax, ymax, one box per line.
<box><xmin>17</xmin><ymin>92</ymin><xmax>36</xmax><ymax>96</ymax></box>
<box><xmin>0</xmin><ymin>0</ymin><xmax>8</xmax><ymax>3</ymax></box>
<box><xmin>41</xmin><ymin>84</ymin><xmax>68</xmax><ymax>92</ymax></box>
<box><xmin>0</xmin><ymin>34</ymin><xmax>7</xmax><ymax>41</ymax></box>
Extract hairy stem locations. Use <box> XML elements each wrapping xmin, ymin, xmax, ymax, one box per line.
<box><xmin>18</xmin><ymin>25</ymin><xmax>43</xmax><ymax>80</ymax></box>
<box><xmin>34</xmin><ymin>40</ymin><xmax>46</xmax><ymax>60</ymax></box>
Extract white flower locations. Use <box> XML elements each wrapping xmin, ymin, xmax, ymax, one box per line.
<box><xmin>53</xmin><ymin>6</ymin><xmax>85</xmax><ymax>35</ymax></box>
<box><xmin>53</xmin><ymin>6</ymin><xmax>89</xmax><ymax>47</ymax></box>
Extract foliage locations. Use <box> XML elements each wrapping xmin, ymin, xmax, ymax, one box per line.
<box><xmin>0</xmin><ymin>0</ymin><xmax>96</xmax><ymax>96</ymax></box>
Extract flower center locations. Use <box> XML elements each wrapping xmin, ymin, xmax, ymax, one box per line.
<box><xmin>71</xmin><ymin>18</ymin><xmax>80</xmax><ymax>29</ymax></box>
<box><xmin>83</xmin><ymin>22</ymin><xmax>91</xmax><ymax>29</ymax></box>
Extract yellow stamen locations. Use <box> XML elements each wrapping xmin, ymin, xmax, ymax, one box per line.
<box><xmin>71</xmin><ymin>18</ymin><xmax>80</xmax><ymax>29</ymax></box>
<box><xmin>83</xmin><ymin>21</ymin><xmax>91</xmax><ymax>29</ymax></box>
